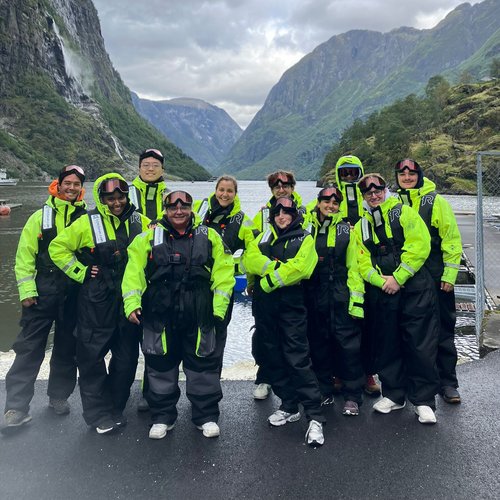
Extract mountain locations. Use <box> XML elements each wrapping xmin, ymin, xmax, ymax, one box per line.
<box><xmin>320</xmin><ymin>78</ymin><xmax>500</xmax><ymax>195</ymax></box>
<box><xmin>131</xmin><ymin>94</ymin><xmax>242</xmax><ymax>173</ymax></box>
<box><xmin>218</xmin><ymin>0</ymin><xmax>500</xmax><ymax>180</ymax></box>
<box><xmin>0</xmin><ymin>0</ymin><xmax>209</xmax><ymax>181</ymax></box>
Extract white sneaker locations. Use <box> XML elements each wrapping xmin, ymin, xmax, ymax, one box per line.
<box><xmin>305</xmin><ymin>420</ymin><xmax>324</xmax><ymax>447</ymax></box>
<box><xmin>149</xmin><ymin>422</ymin><xmax>175</xmax><ymax>440</ymax></box>
<box><xmin>373</xmin><ymin>397</ymin><xmax>406</xmax><ymax>414</ymax></box>
<box><xmin>415</xmin><ymin>405</ymin><xmax>437</xmax><ymax>424</ymax></box>
<box><xmin>253</xmin><ymin>383</ymin><xmax>271</xmax><ymax>400</ymax></box>
<box><xmin>267</xmin><ymin>409</ymin><xmax>301</xmax><ymax>427</ymax></box>
<box><xmin>196</xmin><ymin>421</ymin><xmax>220</xmax><ymax>438</ymax></box>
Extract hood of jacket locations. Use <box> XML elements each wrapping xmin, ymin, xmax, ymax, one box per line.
<box><xmin>93</xmin><ymin>172</ymin><xmax>132</xmax><ymax>221</ymax></box>
<box><xmin>335</xmin><ymin>155</ymin><xmax>364</xmax><ymax>186</ymax></box>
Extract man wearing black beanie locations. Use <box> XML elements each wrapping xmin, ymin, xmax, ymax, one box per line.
<box><xmin>128</xmin><ymin>149</ymin><xmax>169</xmax><ymax>412</ymax></box>
<box><xmin>129</xmin><ymin>149</ymin><xmax>168</xmax><ymax>221</ymax></box>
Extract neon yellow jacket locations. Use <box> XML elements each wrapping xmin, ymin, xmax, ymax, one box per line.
<box><xmin>335</xmin><ymin>155</ymin><xmax>365</xmax><ymax>222</ymax></box>
<box><xmin>353</xmin><ymin>195</ymin><xmax>430</xmax><ymax>288</ymax></box>
<box><xmin>122</xmin><ymin>218</ymin><xmax>235</xmax><ymax>320</ymax></box>
<box><xmin>129</xmin><ymin>175</ymin><xmax>168</xmax><ymax>220</ymax></box>
<box><xmin>306</xmin><ymin>209</ymin><xmax>364</xmax><ymax>318</ymax></box>
<box><xmin>49</xmin><ymin>173</ymin><xmax>150</xmax><ymax>284</ymax></box>
<box><xmin>242</xmin><ymin>223</ymin><xmax>318</xmax><ymax>293</ymax></box>
<box><xmin>15</xmin><ymin>193</ymin><xmax>86</xmax><ymax>301</ymax></box>
<box><xmin>397</xmin><ymin>177</ymin><xmax>462</xmax><ymax>284</ymax></box>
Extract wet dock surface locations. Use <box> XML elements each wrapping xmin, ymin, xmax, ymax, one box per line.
<box><xmin>1</xmin><ymin>350</ymin><xmax>500</xmax><ymax>499</ymax></box>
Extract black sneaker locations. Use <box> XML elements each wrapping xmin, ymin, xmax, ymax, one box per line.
<box><xmin>96</xmin><ymin>418</ymin><xmax>119</xmax><ymax>435</ymax></box>
<box><xmin>440</xmin><ymin>386</ymin><xmax>461</xmax><ymax>404</ymax></box>
<box><xmin>321</xmin><ymin>395</ymin><xmax>335</xmax><ymax>406</ymax></box>
<box><xmin>49</xmin><ymin>398</ymin><xmax>70</xmax><ymax>415</ymax></box>
<box><xmin>112</xmin><ymin>412</ymin><xmax>128</xmax><ymax>428</ymax></box>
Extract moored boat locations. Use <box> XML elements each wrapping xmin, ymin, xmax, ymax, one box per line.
<box><xmin>0</xmin><ymin>169</ymin><xmax>18</xmax><ymax>186</ymax></box>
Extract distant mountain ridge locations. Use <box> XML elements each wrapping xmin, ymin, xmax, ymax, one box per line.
<box><xmin>218</xmin><ymin>0</ymin><xmax>500</xmax><ymax>180</ymax></box>
<box><xmin>131</xmin><ymin>93</ymin><xmax>242</xmax><ymax>173</ymax></box>
<box><xmin>0</xmin><ymin>0</ymin><xmax>209</xmax><ymax>181</ymax></box>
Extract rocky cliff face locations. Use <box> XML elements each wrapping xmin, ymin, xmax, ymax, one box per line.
<box><xmin>218</xmin><ymin>0</ymin><xmax>500</xmax><ymax>180</ymax></box>
<box><xmin>132</xmin><ymin>94</ymin><xmax>242</xmax><ymax>173</ymax></box>
<box><xmin>0</xmin><ymin>0</ymin><xmax>208</xmax><ymax>180</ymax></box>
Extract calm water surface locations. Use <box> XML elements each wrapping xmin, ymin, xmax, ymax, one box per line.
<box><xmin>1</xmin><ymin>181</ymin><xmax>496</xmax><ymax>366</ymax></box>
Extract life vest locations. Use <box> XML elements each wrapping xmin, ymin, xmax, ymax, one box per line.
<box><xmin>36</xmin><ymin>202</ymin><xmax>85</xmax><ymax>272</ymax></box>
<box><xmin>86</xmin><ymin>209</ymin><xmax>142</xmax><ymax>271</ymax></box>
<box><xmin>258</xmin><ymin>225</ymin><xmax>308</xmax><ymax>263</ymax></box>
<box><xmin>360</xmin><ymin>204</ymin><xmax>404</xmax><ymax>275</ymax></box>
<box><xmin>399</xmin><ymin>190</ymin><xmax>443</xmax><ymax>281</ymax></box>
<box><xmin>129</xmin><ymin>184</ymin><xmax>161</xmax><ymax>220</ymax></box>
<box><xmin>313</xmin><ymin>219</ymin><xmax>350</xmax><ymax>281</ymax></box>
<box><xmin>198</xmin><ymin>198</ymin><xmax>245</xmax><ymax>253</ymax></box>
<box><xmin>344</xmin><ymin>183</ymin><xmax>361</xmax><ymax>225</ymax></box>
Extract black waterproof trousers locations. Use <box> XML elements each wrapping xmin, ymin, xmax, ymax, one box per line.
<box><xmin>5</xmin><ymin>274</ymin><xmax>78</xmax><ymax>413</ymax></box>
<box><xmin>144</xmin><ymin>324</ymin><xmax>225</xmax><ymax>426</ymax></box>
<box><xmin>305</xmin><ymin>279</ymin><xmax>364</xmax><ymax>403</ymax></box>
<box><xmin>76</xmin><ymin>276</ymin><xmax>140</xmax><ymax>427</ymax></box>
<box><xmin>365</xmin><ymin>269</ymin><xmax>440</xmax><ymax>407</ymax></box>
<box><xmin>435</xmin><ymin>284</ymin><xmax>459</xmax><ymax>389</ymax></box>
<box><xmin>253</xmin><ymin>284</ymin><xmax>325</xmax><ymax>423</ymax></box>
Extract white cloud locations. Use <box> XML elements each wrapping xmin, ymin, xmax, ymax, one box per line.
<box><xmin>92</xmin><ymin>0</ymin><xmax>484</xmax><ymax>128</ymax></box>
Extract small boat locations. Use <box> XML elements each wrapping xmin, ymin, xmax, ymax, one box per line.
<box><xmin>0</xmin><ymin>169</ymin><xmax>18</xmax><ymax>186</ymax></box>
<box><xmin>234</xmin><ymin>274</ymin><xmax>247</xmax><ymax>293</ymax></box>
<box><xmin>0</xmin><ymin>199</ymin><xmax>22</xmax><ymax>215</ymax></box>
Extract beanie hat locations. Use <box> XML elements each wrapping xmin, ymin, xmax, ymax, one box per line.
<box><xmin>139</xmin><ymin>148</ymin><xmax>164</xmax><ymax>166</ymax></box>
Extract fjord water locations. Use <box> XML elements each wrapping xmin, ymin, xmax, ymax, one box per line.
<box><xmin>0</xmin><ymin>181</ymin><xmax>495</xmax><ymax>366</ymax></box>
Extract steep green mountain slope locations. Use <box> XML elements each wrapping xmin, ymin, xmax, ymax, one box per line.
<box><xmin>0</xmin><ymin>0</ymin><xmax>209</xmax><ymax>181</ymax></box>
<box><xmin>320</xmin><ymin>78</ymin><xmax>500</xmax><ymax>194</ymax></box>
<box><xmin>218</xmin><ymin>0</ymin><xmax>500</xmax><ymax>181</ymax></box>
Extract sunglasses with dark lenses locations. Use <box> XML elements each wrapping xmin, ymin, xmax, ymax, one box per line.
<box><xmin>164</xmin><ymin>190</ymin><xmax>193</xmax><ymax>208</ymax></box>
<box><xmin>338</xmin><ymin>167</ymin><xmax>359</xmax><ymax>177</ymax></box>
<box><xmin>62</xmin><ymin>165</ymin><xmax>85</xmax><ymax>176</ymax></box>
<box><xmin>358</xmin><ymin>176</ymin><xmax>386</xmax><ymax>194</ymax></box>
<box><xmin>99</xmin><ymin>178</ymin><xmax>129</xmax><ymax>195</ymax></box>
<box><xmin>318</xmin><ymin>187</ymin><xmax>343</xmax><ymax>202</ymax></box>
<box><xmin>395</xmin><ymin>159</ymin><xmax>420</xmax><ymax>172</ymax></box>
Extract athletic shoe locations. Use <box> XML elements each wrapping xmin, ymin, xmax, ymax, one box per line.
<box><xmin>440</xmin><ymin>386</ymin><xmax>461</xmax><ymax>404</ymax></box>
<box><xmin>137</xmin><ymin>397</ymin><xmax>150</xmax><ymax>412</ymax></box>
<box><xmin>267</xmin><ymin>409</ymin><xmax>301</xmax><ymax>427</ymax></box>
<box><xmin>321</xmin><ymin>395</ymin><xmax>335</xmax><ymax>406</ymax></box>
<box><xmin>112</xmin><ymin>413</ymin><xmax>128</xmax><ymax>428</ymax></box>
<box><xmin>49</xmin><ymin>398</ymin><xmax>70</xmax><ymax>416</ymax></box>
<box><xmin>149</xmin><ymin>422</ymin><xmax>176</xmax><ymax>440</ymax></box>
<box><xmin>342</xmin><ymin>400</ymin><xmax>359</xmax><ymax>416</ymax></box>
<box><xmin>415</xmin><ymin>405</ymin><xmax>437</xmax><ymax>424</ymax></box>
<box><xmin>373</xmin><ymin>397</ymin><xmax>406</xmax><ymax>414</ymax></box>
<box><xmin>95</xmin><ymin>418</ymin><xmax>118</xmax><ymax>435</ymax></box>
<box><xmin>305</xmin><ymin>420</ymin><xmax>324</xmax><ymax>447</ymax></box>
<box><xmin>364</xmin><ymin>375</ymin><xmax>381</xmax><ymax>396</ymax></box>
<box><xmin>3</xmin><ymin>409</ymin><xmax>32</xmax><ymax>428</ymax></box>
<box><xmin>253</xmin><ymin>383</ymin><xmax>271</xmax><ymax>400</ymax></box>
<box><xmin>196</xmin><ymin>421</ymin><xmax>220</xmax><ymax>438</ymax></box>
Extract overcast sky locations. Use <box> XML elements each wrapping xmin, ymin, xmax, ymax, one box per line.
<box><xmin>92</xmin><ymin>0</ymin><xmax>482</xmax><ymax>128</ymax></box>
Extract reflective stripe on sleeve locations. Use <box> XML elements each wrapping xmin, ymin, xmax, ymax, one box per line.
<box><xmin>17</xmin><ymin>275</ymin><xmax>35</xmax><ymax>286</ymax></box>
<box><xmin>62</xmin><ymin>256</ymin><xmax>78</xmax><ymax>273</ymax></box>
<box><xmin>214</xmin><ymin>289</ymin><xmax>231</xmax><ymax>300</ymax></box>
<box><xmin>123</xmin><ymin>289</ymin><xmax>142</xmax><ymax>300</ymax></box>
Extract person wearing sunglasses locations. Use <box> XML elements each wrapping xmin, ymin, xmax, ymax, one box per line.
<box><xmin>128</xmin><ymin>148</ymin><xmax>168</xmax><ymax>221</ymax></box>
<box><xmin>332</xmin><ymin>155</ymin><xmax>380</xmax><ymax>397</ymax></box>
<box><xmin>49</xmin><ymin>173</ymin><xmax>150</xmax><ymax>435</ymax></box>
<box><xmin>250</xmin><ymin>170</ymin><xmax>306</xmax><ymax>401</ymax></box>
<box><xmin>395</xmin><ymin>158</ymin><xmax>462</xmax><ymax>405</ymax></box>
<box><xmin>242</xmin><ymin>197</ymin><xmax>325</xmax><ymax>447</ymax></box>
<box><xmin>122</xmin><ymin>191</ymin><xmax>235</xmax><ymax>440</ymax></box>
<box><xmin>303</xmin><ymin>186</ymin><xmax>365</xmax><ymax>416</ymax></box>
<box><xmin>353</xmin><ymin>173</ymin><xmax>440</xmax><ymax>424</ymax></box>
<box><xmin>3</xmin><ymin>166</ymin><xmax>87</xmax><ymax>430</ymax></box>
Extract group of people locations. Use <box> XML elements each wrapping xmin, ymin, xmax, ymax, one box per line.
<box><xmin>3</xmin><ymin>149</ymin><xmax>463</xmax><ymax>447</ymax></box>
